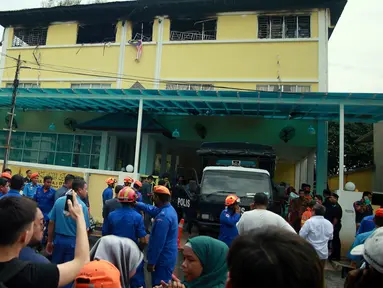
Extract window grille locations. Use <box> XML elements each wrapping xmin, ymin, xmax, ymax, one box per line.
<box><xmin>257</xmin><ymin>85</ymin><xmax>311</xmax><ymax>92</ymax></box>
<box><xmin>258</xmin><ymin>15</ymin><xmax>311</xmax><ymax>39</ymax></box>
<box><xmin>166</xmin><ymin>83</ymin><xmax>214</xmax><ymax>91</ymax></box>
<box><xmin>71</xmin><ymin>83</ymin><xmax>112</xmax><ymax>89</ymax></box>
<box><xmin>12</xmin><ymin>27</ymin><xmax>48</xmax><ymax>47</ymax></box>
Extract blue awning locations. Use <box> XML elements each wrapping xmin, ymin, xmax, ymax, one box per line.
<box><xmin>0</xmin><ymin>88</ymin><xmax>383</xmax><ymax>123</ymax></box>
<box><xmin>75</xmin><ymin>113</ymin><xmax>170</xmax><ymax>134</ymax></box>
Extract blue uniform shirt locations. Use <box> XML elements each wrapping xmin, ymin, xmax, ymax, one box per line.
<box><xmin>218</xmin><ymin>208</ymin><xmax>240</xmax><ymax>247</ymax></box>
<box><xmin>23</xmin><ymin>183</ymin><xmax>40</xmax><ymax>198</ymax></box>
<box><xmin>102</xmin><ymin>187</ymin><xmax>113</xmax><ymax>205</ymax></box>
<box><xmin>357</xmin><ymin>215</ymin><xmax>375</xmax><ymax>235</ymax></box>
<box><xmin>19</xmin><ymin>246</ymin><xmax>50</xmax><ymax>263</ymax></box>
<box><xmin>103</xmin><ymin>206</ymin><xmax>146</xmax><ymax>243</ymax></box>
<box><xmin>1</xmin><ymin>189</ymin><xmax>21</xmax><ymax>198</ymax></box>
<box><xmin>136</xmin><ymin>202</ymin><xmax>178</xmax><ymax>267</ymax></box>
<box><xmin>49</xmin><ymin>195</ymin><xmax>90</xmax><ymax>237</ymax></box>
<box><xmin>348</xmin><ymin>229</ymin><xmax>375</xmax><ymax>261</ymax></box>
<box><xmin>34</xmin><ymin>186</ymin><xmax>56</xmax><ymax>221</ymax></box>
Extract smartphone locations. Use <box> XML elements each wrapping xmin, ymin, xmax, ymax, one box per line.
<box><xmin>64</xmin><ymin>190</ymin><xmax>74</xmax><ymax>213</ymax></box>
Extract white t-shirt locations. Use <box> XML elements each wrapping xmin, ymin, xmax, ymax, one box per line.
<box><xmin>236</xmin><ymin>209</ymin><xmax>296</xmax><ymax>235</ymax></box>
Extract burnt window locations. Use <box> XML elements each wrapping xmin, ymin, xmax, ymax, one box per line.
<box><xmin>77</xmin><ymin>23</ymin><xmax>116</xmax><ymax>44</ymax></box>
<box><xmin>131</xmin><ymin>21</ymin><xmax>153</xmax><ymax>42</ymax></box>
<box><xmin>258</xmin><ymin>15</ymin><xmax>311</xmax><ymax>39</ymax></box>
<box><xmin>170</xmin><ymin>18</ymin><xmax>217</xmax><ymax>41</ymax></box>
<box><xmin>12</xmin><ymin>27</ymin><xmax>48</xmax><ymax>47</ymax></box>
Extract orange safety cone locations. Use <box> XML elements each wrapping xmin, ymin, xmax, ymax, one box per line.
<box><xmin>177</xmin><ymin>218</ymin><xmax>184</xmax><ymax>250</ymax></box>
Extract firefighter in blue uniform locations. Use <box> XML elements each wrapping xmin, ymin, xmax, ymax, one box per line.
<box><xmin>102</xmin><ymin>177</ymin><xmax>116</xmax><ymax>206</ymax></box>
<box><xmin>135</xmin><ymin>185</ymin><xmax>178</xmax><ymax>287</ymax></box>
<box><xmin>47</xmin><ymin>177</ymin><xmax>90</xmax><ymax>288</ymax></box>
<box><xmin>34</xmin><ymin>175</ymin><xmax>56</xmax><ymax>244</ymax></box>
<box><xmin>124</xmin><ymin>176</ymin><xmax>134</xmax><ymax>187</ymax></box>
<box><xmin>218</xmin><ymin>194</ymin><xmax>241</xmax><ymax>247</ymax></box>
<box><xmin>133</xmin><ymin>180</ymin><xmax>143</xmax><ymax>202</ymax></box>
<box><xmin>103</xmin><ymin>186</ymin><xmax>148</xmax><ymax>288</ymax></box>
<box><xmin>23</xmin><ymin>172</ymin><xmax>40</xmax><ymax>198</ymax></box>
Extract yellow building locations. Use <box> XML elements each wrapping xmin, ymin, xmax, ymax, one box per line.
<box><xmin>0</xmin><ymin>0</ymin><xmax>346</xmax><ymax>193</ymax></box>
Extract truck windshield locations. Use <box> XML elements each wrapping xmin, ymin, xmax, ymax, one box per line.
<box><xmin>201</xmin><ymin>170</ymin><xmax>271</xmax><ymax>197</ymax></box>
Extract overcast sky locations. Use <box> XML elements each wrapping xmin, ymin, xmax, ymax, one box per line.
<box><xmin>1</xmin><ymin>0</ymin><xmax>383</xmax><ymax>93</ymax></box>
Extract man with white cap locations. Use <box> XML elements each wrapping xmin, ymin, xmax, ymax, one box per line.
<box><xmin>346</xmin><ymin>227</ymin><xmax>383</xmax><ymax>286</ymax></box>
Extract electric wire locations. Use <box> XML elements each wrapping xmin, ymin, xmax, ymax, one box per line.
<box><xmin>0</xmin><ymin>51</ymin><xmax>263</xmax><ymax>92</ymax></box>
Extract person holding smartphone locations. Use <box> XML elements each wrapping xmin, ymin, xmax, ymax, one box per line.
<box><xmin>46</xmin><ymin>177</ymin><xmax>90</xmax><ymax>288</ymax></box>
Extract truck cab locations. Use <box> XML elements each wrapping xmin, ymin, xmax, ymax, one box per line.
<box><xmin>185</xmin><ymin>142</ymin><xmax>282</xmax><ymax>236</ymax></box>
<box><xmin>196</xmin><ymin>165</ymin><xmax>273</xmax><ymax>234</ymax></box>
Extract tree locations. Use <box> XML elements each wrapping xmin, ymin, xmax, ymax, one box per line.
<box><xmin>41</xmin><ymin>0</ymin><xmax>82</xmax><ymax>7</ymax></box>
<box><xmin>327</xmin><ymin>122</ymin><xmax>373</xmax><ymax>175</ymax></box>
<box><xmin>41</xmin><ymin>0</ymin><xmax>106</xmax><ymax>7</ymax></box>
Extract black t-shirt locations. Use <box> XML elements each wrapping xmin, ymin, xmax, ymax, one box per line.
<box><xmin>0</xmin><ymin>258</ymin><xmax>59</xmax><ymax>288</ymax></box>
<box><xmin>324</xmin><ymin>203</ymin><xmax>343</xmax><ymax>224</ymax></box>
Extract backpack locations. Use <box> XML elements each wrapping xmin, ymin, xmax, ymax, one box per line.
<box><xmin>0</xmin><ymin>259</ymin><xmax>29</xmax><ymax>288</ymax></box>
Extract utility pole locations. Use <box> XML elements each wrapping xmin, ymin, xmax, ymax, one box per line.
<box><xmin>3</xmin><ymin>54</ymin><xmax>21</xmax><ymax>172</ymax></box>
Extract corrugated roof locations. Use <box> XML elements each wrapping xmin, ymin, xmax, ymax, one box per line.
<box><xmin>0</xmin><ymin>0</ymin><xmax>346</xmax><ymax>29</ymax></box>
<box><xmin>0</xmin><ymin>88</ymin><xmax>382</xmax><ymax>123</ymax></box>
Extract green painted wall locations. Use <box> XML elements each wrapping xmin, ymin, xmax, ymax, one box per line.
<box><xmin>0</xmin><ymin>110</ymin><xmax>105</xmax><ymax>134</ymax></box>
<box><xmin>156</xmin><ymin>115</ymin><xmax>317</xmax><ymax>147</ymax></box>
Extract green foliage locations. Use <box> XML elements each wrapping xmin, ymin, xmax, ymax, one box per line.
<box><xmin>328</xmin><ymin>122</ymin><xmax>373</xmax><ymax>175</ymax></box>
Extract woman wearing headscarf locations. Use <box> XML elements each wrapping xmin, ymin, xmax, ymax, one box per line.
<box><xmin>155</xmin><ymin>236</ymin><xmax>229</xmax><ymax>288</ymax></box>
<box><xmin>90</xmin><ymin>235</ymin><xmax>144</xmax><ymax>288</ymax></box>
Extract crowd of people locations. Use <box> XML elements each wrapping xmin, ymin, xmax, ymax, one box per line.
<box><xmin>0</xmin><ymin>168</ymin><xmax>382</xmax><ymax>287</ymax></box>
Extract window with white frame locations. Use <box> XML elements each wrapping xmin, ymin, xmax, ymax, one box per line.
<box><xmin>0</xmin><ymin>131</ymin><xmax>101</xmax><ymax>169</ymax></box>
<box><xmin>257</xmin><ymin>85</ymin><xmax>311</xmax><ymax>92</ymax></box>
<box><xmin>71</xmin><ymin>83</ymin><xmax>112</xmax><ymax>89</ymax></box>
<box><xmin>258</xmin><ymin>15</ymin><xmax>311</xmax><ymax>39</ymax></box>
<box><xmin>166</xmin><ymin>83</ymin><xmax>214</xmax><ymax>91</ymax></box>
<box><xmin>6</xmin><ymin>83</ymin><xmax>40</xmax><ymax>89</ymax></box>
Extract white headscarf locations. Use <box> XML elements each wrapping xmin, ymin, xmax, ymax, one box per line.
<box><xmin>90</xmin><ymin>235</ymin><xmax>143</xmax><ymax>288</ymax></box>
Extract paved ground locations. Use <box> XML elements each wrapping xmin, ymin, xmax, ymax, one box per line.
<box><xmin>90</xmin><ymin>230</ymin><xmax>347</xmax><ymax>287</ymax></box>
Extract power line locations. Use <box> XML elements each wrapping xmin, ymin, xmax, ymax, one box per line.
<box><xmin>24</xmin><ymin>65</ymin><xmax>261</xmax><ymax>92</ymax></box>
<box><xmin>1</xmin><ymin>51</ymin><xmax>263</xmax><ymax>92</ymax></box>
<box><xmin>0</xmin><ymin>66</ymin><xmax>17</xmax><ymax>70</ymax></box>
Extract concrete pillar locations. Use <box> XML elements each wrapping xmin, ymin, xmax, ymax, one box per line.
<box><xmin>316</xmin><ymin>121</ymin><xmax>328</xmax><ymax>195</ymax></box>
<box><xmin>107</xmin><ymin>136</ymin><xmax>117</xmax><ymax>171</ymax></box>
<box><xmin>300</xmin><ymin>158</ymin><xmax>308</xmax><ymax>188</ymax></box>
<box><xmin>170</xmin><ymin>152</ymin><xmax>177</xmax><ymax>175</ymax></box>
<box><xmin>307</xmin><ymin>152</ymin><xmax>315</xmax><ymax>189</ymax></box>
<box><xmin>373</xmin><ymin>122</ymin><xmax>383</xmax><ymax>191</ymax></box>
<box><xmin>160</xmin><ymin>143</ymin><xmax>168</xmax><ymax>175</ymax></box>
<box><xmin>98</xmin><ymin>131</ymin><xmax>109</xmax><ymax>170</ymax></box>
<box><xmin>295</xmin><ymin>161</ymin><xmax>301</xmax><ymax>189</ymax></box>
<box><xmin>139</xmin><ymin>134</ymin><xmax>156</xmax><ymax>175</ymax></box>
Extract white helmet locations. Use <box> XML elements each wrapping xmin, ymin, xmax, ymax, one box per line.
<box><xmin>345</xmin><ymin>182</ymin><xmax>356</xmax><ymax>191</ymax></box>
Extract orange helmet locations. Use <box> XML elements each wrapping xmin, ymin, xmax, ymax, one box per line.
<box><xmin>225</xmin><ymin>194</ymin><xmax>240</xmax><ymax>206</ymax></box>
<box><xmin>117</xmin><ymin>187</ymin><xmax>136</xmax><ymax>203</ymax></box>
<box><xmin>153</xmin><ymin>185</ymin><xmax>171</xmax><ymax>195</ymax></box>
<box><xmin>106</xmin><ymin>177</ymin><xmax>117</xmax><ymax>185</ymax></box>
<box><xmin>124</xmin><ymin>176</ymin><xmax>133</xmax><ymax>184</ymax></box>
<box><xmin>1</xmin><ymin>173</ymin><xmax>11</xmax><ymax>180</ymax></box>
<box><xmin>134</xmin><ymin>180</ymin><xmax>142</xmax><ymax>188</ymax></box>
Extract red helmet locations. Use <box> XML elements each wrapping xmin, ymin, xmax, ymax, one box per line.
<box><xmin>225</xmin><ymin>194</ymin><xmax>240</xmax><ymax>206</ymax></box>
<box><xmin>124</xmin><ymin>176</ymin><xmax>133</xmax><ymax>184</ymax></box>
<box><xmin>117</xmin><ymin>187</ymin><xmax>136</xmax><ymax>203</ymax></box>
<box><xmin>106</xmin><ymin>177</ymin><xmax>116</xmax><ymax>185</ymax></box>
<box><xmin>1</xmin><ymin>173</ymin><xmax>11</xmax><ymax>180</ymax></box>
<box><xmin>153</xmin><ymin>185</ymin><xmax>171</xmax><ymax>195</ymax></box>
<box><xmin>134</xmin><ymin>180</ymin><xmax>142</xmax><ymax>188</ymax></box>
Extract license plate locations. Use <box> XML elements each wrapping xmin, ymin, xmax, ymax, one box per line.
<box><xmin>201</xmin><ymin>214</ymin><xmax>209</xmax><ymax>220</ymax></box>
